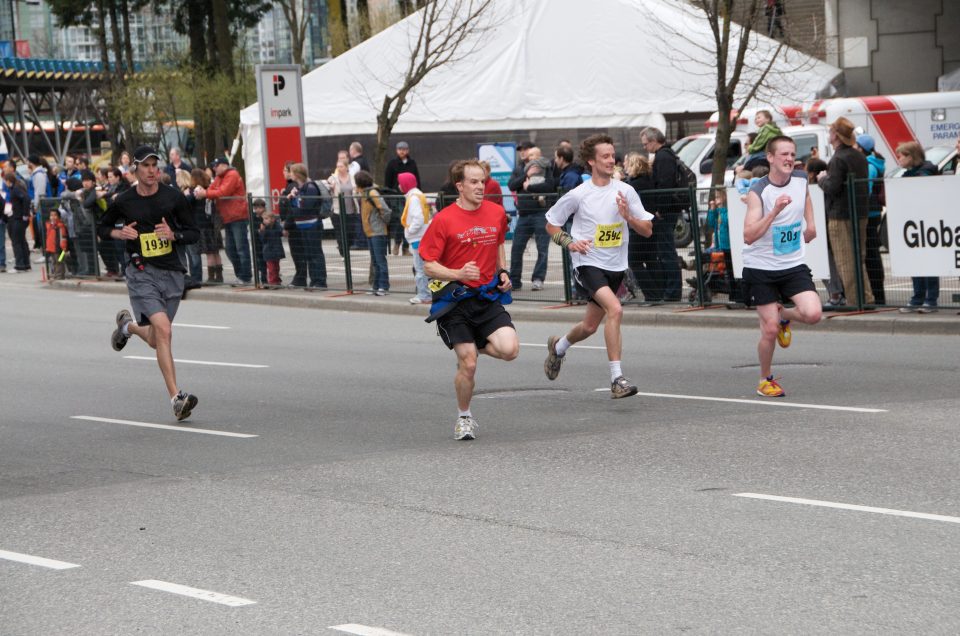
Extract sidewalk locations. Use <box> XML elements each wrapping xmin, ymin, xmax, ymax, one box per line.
<box><xmin>38</xmin><ymin>277</ymin><xmax>960</xmax><ymax>336</ymax></box>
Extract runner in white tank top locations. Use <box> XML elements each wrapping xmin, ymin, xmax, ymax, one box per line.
<box><xmin>742</xmin><ymin>136</ymin><xmax>823</xmax><ymax>398</ymax></box>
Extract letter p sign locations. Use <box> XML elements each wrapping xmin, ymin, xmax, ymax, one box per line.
<box><xmin>272</xmin><ymin>74</ymin><xmax>286</xmax><ymax>97</ymax></box>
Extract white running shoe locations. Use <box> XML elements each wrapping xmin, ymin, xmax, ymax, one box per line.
<box><xmin>454</xmin><ymin>415</ymin><xmax>478</xmax><ymax>440</ymax></box>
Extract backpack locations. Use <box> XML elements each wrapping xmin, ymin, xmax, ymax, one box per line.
<box><xmin>301</xmin><ymin>180</ymin><xmax>333</xmax><ymax>219</ymax></box>
<box><xmin>673</xmin><ymin>152</ymin><xmax>698</xmax><ymax>209</ymax></box>
<box><xmin>377</xmin><ymin>186</ymin><xmax>406</xmax><ymax>220</ymax></box>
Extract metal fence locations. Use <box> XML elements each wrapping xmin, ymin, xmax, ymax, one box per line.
<box><xmin>34</xmin><ymin>178</ymin><xmax>957</xmax><ymax>311</ymax></box>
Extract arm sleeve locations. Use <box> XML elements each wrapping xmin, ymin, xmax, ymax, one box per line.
<box><xmin>819</xmin><ymin>157</ymin><xmax>847</xmax><ymax>196</ymax></box>
<box><xmin>384</xmin><ymin>162</ymin><xmax>398</xmax><ymax>191</ymax></box>
<box><xmin>173</xmin><ymin>192</ymin><xmax>200</xmax><ymax>244</ymax></box>
<box><xmin>82</xmin><ymin>188</ymin><xmax>98</xmax><ymax>209</ymax></box>
<box><xmin>412</xmin><ymin>162</ymin><xmax>421</xmax><ymax>189</ymax></box>
<box><xmin>96</xmin><ymin>198</ymin><xmax>122</xmax><ymax>241</ymax></box>
<box><xmin>508</xmin><ymin>170</ymin><xmax>526</xmax><ymax>193</ymax></box>
<box><xmin>525</xmin><ymin>176</ymin><xmax>556</xmax><ymax>194</ymax></box>
<box><xmin>406</xmin><ymin>197</ymin><xmax>424</xmax><ymax>236</ymax></box>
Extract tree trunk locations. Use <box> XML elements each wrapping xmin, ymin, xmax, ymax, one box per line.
<box><xmin>186</xmin><ymin>3</ymin><xmax>206</xmax><ymax>65</ymax></box>
<box><xmin>95</xmin><ymin>0</ymin><xmax>110</xmax><ymax>72</ymax></box>
<box><xmin>107</xmin><ymin>0</ymin><xmax>124</xmax><ymax>72</ymax></box>
<box><xmin>211</xmin><ymin>0</ymin><xmax>234</xmax><ymax>80</ymax></box>
<box><xmin>120</xmin><ymin>0</ymin><xmax>135</xmax><ymax>74</ymax></box>
<box><xmin>712</xmin><ymin>95</ymin><xmax>733</xmax><ymax>189</ymax></box>
<box><xmin>374</xmin><ymin>110</ymin><xmax>390</xmax><ymax>185</ymax></box>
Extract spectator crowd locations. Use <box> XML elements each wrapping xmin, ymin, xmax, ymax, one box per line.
<box><xmin>2</xmin><ymin>129</ymin><xmax>957</xmax><ymax>312</ymax></box>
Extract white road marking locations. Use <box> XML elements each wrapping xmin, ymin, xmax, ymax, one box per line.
<box><xmin>734</xmin><ymin>493</ymin><xmax>960</xmax><ymax>525</ymax></box>
<box><xmin>123</xmin><ymin>355</ymin><xmax>267</xmax><ymax>368</ymax></box>
<box><xmin>0</xmin><ymin>549</ymin><xmax>80</xmax><ymax>570</ymax></box>
<box><xmin>131</xmin><ymin>580</ymin><xmax>256</xmax><ymax>606</ymax></box>
<box><xmin>71</xmin><ymin>416</ymin><xmax>258</xmax><ymax>438</ymax></box>
<box><xmin>176</xmin><ymin>323</ymin><xmax>231</xmax><ymax>330</ymax></box>
<box><xmin>330</xmin><ymin>625</ymin><xmax>412</xmax><ymax>636</ymax></box>
<box><xmin>590</xmin><ymin>389</ymin><xmax>886</xmax><ymax>413</ymax></box>
<box><xmin>521</xmin><ymin>342</ymin><xmax>607</xmax><ymax>351</ymax></box>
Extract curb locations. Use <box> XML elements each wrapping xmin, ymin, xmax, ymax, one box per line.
<box><xmin>45</xmin><ymin>279</ymin><xmax>960</xmax><ymax>336</ymax></box>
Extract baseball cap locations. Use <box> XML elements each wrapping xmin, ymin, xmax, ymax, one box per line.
<box><xmin>133</xmin><ymin>145</ymin><xmax>161</xmax><ymax>165</ymax></box>
<box><xmin>856</xmin><ymin>134</ymin><xmax>875</xmax><ymax>154</ymax></box>
<box><xmin>209</xmin><ymin>156</ymin><xmax>229</xmax><ymax>169</ymax></box>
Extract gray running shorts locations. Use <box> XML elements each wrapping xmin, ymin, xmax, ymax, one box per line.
<box><xmin>126</xmin><ymin>262</ymin><xmax>185</xmax><ymax>326</ymax></box>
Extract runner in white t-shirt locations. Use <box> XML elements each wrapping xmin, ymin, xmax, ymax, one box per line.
<box><xmin>543</xmin><ymin>134</ymin><xmax>654</xmax><ymax>398</ymax></box>
<box><xmin>742</xmin><ymin>135</ymin><xmax>822</xmax><ymax>398</ymax></box>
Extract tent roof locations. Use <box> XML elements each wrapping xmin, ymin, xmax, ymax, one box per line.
<box><xmin>240</xmin><ymin>0</ymin><xmax>841</xmax><ymax>189</ymax></box>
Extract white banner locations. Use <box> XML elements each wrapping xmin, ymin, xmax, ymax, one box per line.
<box><xmin>885</xmin><ymin>175</ymin><xmax>960</xmax><ymax>276</ymax></box>
<box><xmin>727</xmin><ymin>185</ymin><xmax>830</xmax><ymax>279</ymax></box>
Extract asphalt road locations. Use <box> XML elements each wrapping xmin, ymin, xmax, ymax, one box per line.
<box><xmin>2</xmin><ymin>281</ymin><xmax>959</xmax><ymax>634</ymax></box>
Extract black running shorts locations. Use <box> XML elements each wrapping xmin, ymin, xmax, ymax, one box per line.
<box><xmin>436</xmin><ymin>296</ymin><xmax>515</xmax><ymax>350</ymax></box>
<box><xmin>573</xmin><ymin>266</ymin><xmax>625</xmax><ymax>305</ymax></box>
<box><xmin>741</xmin><ymin>264</ymin><xmax>816</xmax><ymax>307</ymax></box>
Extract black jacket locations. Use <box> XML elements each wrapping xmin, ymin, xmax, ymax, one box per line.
<box><xmin>508</xmin><ymin>171</ymin><xmax>556</xmax><ymax>216</ymax></box>
<box><xmin>819</xmin><ymin>144</ymin><xmax>869</xmax><ymax>220</ymax></box>
<box><xmin>648</xmin><ymin>146</ymin><xmax>680</xmax><ymax>214</ymax></box>
<box><xmin>626</xmin><ymin>174</ymin><xmax>657</xmax><ymax>211</ymax></box>
<box><xmin>384</xmin><ymin>157</ymin><xmax>420</xmax><ymax>191</ymax></box>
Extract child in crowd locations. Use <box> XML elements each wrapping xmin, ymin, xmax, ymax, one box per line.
<box><xmin>45</xmin><ymin>208</ymin><xmax>69</xmax><ymax>280</ymax></box>
<box><xmin>744</xmin><ymin>110</ymin><xmax>782</xmax><ymax>169</ymax></box>
<box><xmin>705</xmin><ymin>188</ymin><xmax>741</xmax><ymax>304</ymax></box>
<box><xmin>252</xmin><ymin>198</ymin><xmax>268</xmax><ymax>284</ymax></box>
<box><xmin>735</xmin><ymin>165</ymin><xmax>768</xmax><ymax>201</ymax></box>
<box><xmin>258</xmin><ymin>208</ymin><xmax>285</xmax><ymax>287</ymax></box>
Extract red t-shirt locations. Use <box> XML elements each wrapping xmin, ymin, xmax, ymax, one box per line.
<box><xmin>418</xmin><ymin>200</ymin><xmax>508</xmax><ymax>288</ymax></box>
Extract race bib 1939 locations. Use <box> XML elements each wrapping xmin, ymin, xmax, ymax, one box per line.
<box><xmin>593</xmin><ymin>222</ymin><xmax>624</xmax><ymax>248</ymax></box>
<box><xmin>139</xmin><ymin>232</ymin><xmax>172</xmax><ymax>257</ymax></box>
<box><xmin>773</xmin><ymin>221</ymin><xmax>801</xmax><ymax>255</ymax></box>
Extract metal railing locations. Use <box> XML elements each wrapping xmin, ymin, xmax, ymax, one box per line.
<box><xmin>35</xmin><ymin>177</ymin><xmax>957</xmax><ymax>312</ymax></box>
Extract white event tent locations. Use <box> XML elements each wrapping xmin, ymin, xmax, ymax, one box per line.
<box><xmin>239</xmin><ymin>0</ymin><xmax>842</xmax><ymax>192</ymax></box>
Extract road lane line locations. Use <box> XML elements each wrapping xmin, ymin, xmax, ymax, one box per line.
<box><xmin>71</xmin><ymin>416</ymin><xmax>258</xmax><ymax>438</ymax></box>
<box><xmin>330</xmin><ymin>625</ymin><xmax>412</xmax><ymax>636</ymax></box>
<box><xmin>130</xmin><ymin>580</ymin><xmax>256</xmax><ymax>606</ymax></box>
<box><xmin>0</xmin><ymin>549</ymin><xmax>80</xmax><ymax>570</ymax></box>
<box><xmin>591</xmin><ymin>389</ymin><xmax>886</xmax><ymax>413</ymax></box>
<box><xmin>734</xmin><ymin>493</ymin><xmax>960</xmax><ymax>525</ymax></box>
<box><xmin>176</xmin><ymin>323</ymin><xmax>231</xmax><ymax>330</ymax></box>
<box><xmin>123</xmin><ymin>355</ymin><xmax>267</xmax><ymax>368</ymax></box>
<box><xmin>521</xmin><ymin>342</ymin><xmax>607</xmax><ymax>351</ymax></box>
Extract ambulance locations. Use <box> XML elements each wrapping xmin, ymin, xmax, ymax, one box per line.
<box><xmin>671</xmin><ymin>91</ymin><xmax>960</xmax><ymax>229</ymax></box>
<box><xmin>684</xmin><ymin>90</ymin><xmax>960</xmax><ymax>177</ymax></box>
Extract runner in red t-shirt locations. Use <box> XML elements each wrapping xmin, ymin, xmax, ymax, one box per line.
<box><xmin>419</xmin><ymin>160</ymin><xmax>518</xmax><ymax>440</ymax></box>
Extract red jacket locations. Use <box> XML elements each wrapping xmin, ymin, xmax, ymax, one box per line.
<box><xmin>45</xmin><ymin>219</ymin><xmax>68</xmax><ymax>254</ymax></box>
<box><xmin>206</xmin><ymin>168</ymin><xmax>248</xmax><ymax>224</ymax></box>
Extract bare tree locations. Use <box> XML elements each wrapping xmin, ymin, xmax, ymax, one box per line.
<box><xmin>276</xmin><ymin>0</ymin><xmax>310</xmax><ymax>66</ymax></box>
<box><xmin>360</xmin><ymin>0</ymin><xmax>497</xmax><ymax>183</ymax></box>
<box><xmin>652</xmin><ymin>1</ymin><xmax>820</xmax><ymax>188</ymax></box>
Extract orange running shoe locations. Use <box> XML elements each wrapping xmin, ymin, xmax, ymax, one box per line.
<box><xmin>757</xmin><ymin>376</ymin><xmax>785</xmax><ymax>397</ymax></box>
<box><xmin>777</xmin><ymin>319</ymin><xmax>792</xmax><ymax>348</ymax></box>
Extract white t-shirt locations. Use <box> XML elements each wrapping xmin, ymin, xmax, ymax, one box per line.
<box><xmin>545</xmin><ymin>179</ymin><xmax>653</xmax><ymax>272</ymax></box>
<box><xmin>742</xmin><ymin>170</ymin><xmax>809</xmax><ymax>271</ymax></box>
